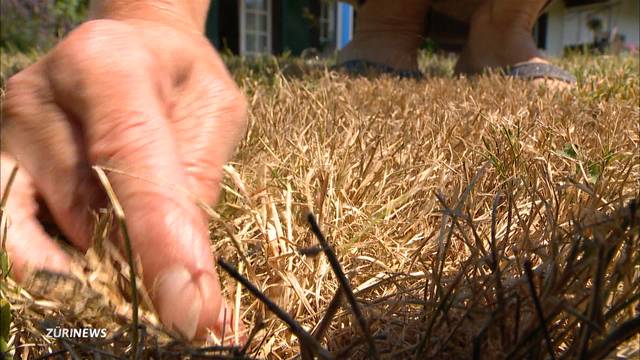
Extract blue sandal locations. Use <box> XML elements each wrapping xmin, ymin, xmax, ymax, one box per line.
<box><xmin>507</xmin><ymin>61</ymin><xmax>576</xmax><ymax>84</ymax></box>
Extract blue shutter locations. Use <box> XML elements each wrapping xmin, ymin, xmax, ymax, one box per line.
<box><xmin>336</xmin><ymin>2</ymin><xmax>353</xmax><ymax>49</ymax></box>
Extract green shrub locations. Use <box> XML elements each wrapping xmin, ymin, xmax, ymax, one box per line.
<box><xmin>0</xmin><ymin>0</ymin><xmax>89</xmax><ymax>52</ymax></box>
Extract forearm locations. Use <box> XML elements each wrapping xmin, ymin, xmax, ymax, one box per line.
<box><xmin>90</xmin><ymin>0</ymin><xmax>211</xmax><ymax>32</ymax></box>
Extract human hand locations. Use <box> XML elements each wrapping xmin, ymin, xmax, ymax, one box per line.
<box><xmin>1</xmin><ymin>15</ymin><xmax>246</xmax><ymax>341</ymax></box>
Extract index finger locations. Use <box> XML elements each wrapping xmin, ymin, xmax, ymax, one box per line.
<box><xmin>49</xmin><ymin>29</ymin><xmax>222</xmax><ymax>339</ymax></box>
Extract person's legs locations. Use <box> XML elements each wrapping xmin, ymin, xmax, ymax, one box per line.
<box><xmin>337</xmin><ymin>0</ymin><xmax>431</xmax><ymax>73</ymax></box>
<box><xmin>455</xmin><ymin>0</ymin><xmax>556</xmax><ymax>75</ymax></box>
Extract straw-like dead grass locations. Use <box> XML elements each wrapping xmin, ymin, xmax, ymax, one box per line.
<box><xmin>1</xmin><ymin>53</ymin><xmax>639</xmax><ymax>359</ymax></box>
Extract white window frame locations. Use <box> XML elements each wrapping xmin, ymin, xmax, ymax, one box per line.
<box><xmin>562</xmin><ymin>2</ymin><xmax>615</xmax><ymax>47</ymax></box>
<box><xmin>319</xmin><ymin>1</ymin><xmax>336</xmax><ymax>45</ymax></box>
<box><xmin>239</xmin><ymin>0</ymin><xmax>272</xmax><ymax>56</ymax></box>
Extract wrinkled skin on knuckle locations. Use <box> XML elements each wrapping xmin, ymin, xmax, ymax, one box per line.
<box><xmin>175</xmin><ymin>84</ymin><xmax>246</xmax><ymax>153</ymax></box>
<box><xmin>2</xmin><ymin>68</ymin><xmax>75</xmax><ymax>194</ymax></box>
<box><xmin>2</xmin><ymin>78</ymin><xmax>29</xmax><ymax>150</ymax></box>
<box><xmin>3</xmin><ymin>83</ymin><xmax>81</xmax><ymax>185</ymax></box>
<box><xmin>87</xmin><ymin>110</ymin><xmax>167</xmax><ymax>169</ymax></box>
<box><xmin>166</xmin><ymin>53</ymin><xmax>247</xmax><ymax>202</ymax></box>
<box><xmin>194</xmin><ymin>46</ymin><xmax>248</xmax><ymax>132</ymax></box>
<box><xmin>208</xmin><ymin>75</ymin><xmax>248</xmax><ymax>143</ymax></box>
<box><xmin>179</xmin><ymin>91</ymin><xmax>246</xmax><ymax>203</ymax></box>
<box><xmin>2</xmin><ymin>66</ymin><xmax>47</xmax><ymax>129</ymax></box>
<box><xmin>47</xmin><ymin>20</ymin><xmax>157</xmax><ymax>107</ymax></box>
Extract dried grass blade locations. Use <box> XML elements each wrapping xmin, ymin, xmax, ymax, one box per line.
<box><xmin>491</xmin><ymin>192</ymin><xmax>506</xmax><ymax>347</ymax></box>
<box><xmin>93</xmin><ymin>165</ymin><xmax>139</xmax><ymax>358</ymax></box>
<box><xmin>0</xmin><ymin>164</ymin><xmax>18</xmax><ymax>209</ymax></box>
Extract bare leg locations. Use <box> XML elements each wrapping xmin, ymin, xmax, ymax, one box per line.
<box><xmin>455</xmin><ymin>0</ymin><xmax>555</xmax><ymax>77</ymax></box>
<box><xmin>337</xmin><ymin>0</ymin><xmax>431</xmax><ymax>72</ymax></box>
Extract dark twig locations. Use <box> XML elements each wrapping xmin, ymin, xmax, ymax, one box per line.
<box><xmin>490</xmin><ymin>193</ymin><xmax>506</xmax><ymax>347</ymax></box>
<box><xmin>335</xmin><ymin>338</ymin><xmax>365</xmax><ymax>359</ymax></box>
<box><xmin>153</xmin><ymin>335</ymin><xmax>161</xmax><ymax>359</ymax></box>
<box><xmin>472</xmin><ymin>321</ymin><xmax>490</xmax><ymax>360</ymax></box>
<box><xmin>578</xmin><ymin>241</ymin><xmax>606</xmax><ymax>359</ymax></box>
<box><xmin>335</xmin><ymin>333</ymin><xmax>387</xmax><ymax>359</ymax></box>
<box><xmin>584</xmin><ymin>315</ymin><xmax>640</xmax><ymax>360</ymax></box>
<box><xmin>252</xmin><ymin>324</ymin><xmax>272</xmax><ymax>357</ymax></box>
<box><xmin>312</xmin><ymin>285</ymin><xmax>343</xmax><ymax>340</ymax></box>
<box><xmin>217</xmin><ymin>258</ymin><xmax>334</xmax><ymax>360</ymax></box>
<box><xmin>431</xmin><ymin>160</ymin><xmax>487</xmax><ymax>300</ymax></box>
<box><xmin>433</xmin><ymin>190</ymin><xmax>457</xmax><ymax>299</ymax></box>
<box><xmin>504</xmin><ymin>183</ymin><xmax>513</xmax><ymax>249</ymax></box>
<box><xmin>306</xmin><ymin>212</ymin><xmax>380</xmax><ymax>360</ymax></box>
<box><xmin>298</xmin><ymin>245</ymin><xmax>324</xmax><ymax>257</ymax></box>
<box><xmin>513</xmin><ymin>294</ymin><xmax>521</xmax><ymax>345</ymax></box>
<box><xmin>220</xmin><ymin>306</ymin><xmax>227</xmax><ymax>348</ymax></box>
<box><xmin>192</xmin><ymin>345</ymin><xmax>244</xmax><ymax>354</ymax></box>
<box><xmin>506</xmin><ymin>300</ymin><xmax>566</xmax><ymax>360</ymax></box>
<box><xmin>60</xmin><ymin>339</ymin><xmax>81</xmax><ymax>360</ymax></box>
<box><xmin>34</xmin><ymin>349</ymin><xmax>68</xmax><ymax>360</ymax></box>
<box><xmin>524</xmin><ymin>260</ymin><xmax>557</xmax><ymax>360</ymax></box>
<box><xmin>464</xmin><ymin>208</ymin><xmax>488</xmax><ymax>258</ymax></box>
<box><xmin>304</xmin><ymin>285</ymin><xmax>344</xmax><ymax>358</ymax></box>
<box><xmin>414</xmin><ymin>257</ymin><xmax>470</xmax><ymax>357</ymax></box>
<box><xmin>59</xmin><ymin>338</ymin><xmax>125</xmax><ymax>360</ymax></box>
<box><xmin>135</xmin><ymin>325</ymin><xmax>146</xmax><ymax>360</ymax></box>
<box><xmin>240</xmin><ymin>320</ymin><xmax>265</xmax><ymax>355</ymax></box>
<box><xmin>434</xmin><ymin>298</ymin><xmax>478</xmax><ymax>358</ymax></box>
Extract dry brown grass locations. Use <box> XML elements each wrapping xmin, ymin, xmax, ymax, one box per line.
<box><xmin>1</xmin><ymin>54</ymin><xmax>639</xmax><ymax>359</ymax></box>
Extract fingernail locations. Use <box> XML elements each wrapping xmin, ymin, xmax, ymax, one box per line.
<box><xmin>153</xmin><ymin>265</ymin><xmax>203</xmax><ymax>340</ymax></box>
<box><xmin>193</xmin><ymin>269</ymin><xmax>221</xmax><ymax>339</ymax></box>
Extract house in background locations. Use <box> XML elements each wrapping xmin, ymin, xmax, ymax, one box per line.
<box><xmin>537</xmin><ymin>0</ymin><xmax>639</xmax><ymax>56</ymax></box>
<box><xmin>206</xmin><ymin>0</ymin><xmax>354</xmax><ymax>56</ymax></box>
<box><xmin>206</xmin><ymin>0</ymin><xmax>638</xmax><ymax>58</ymax></box>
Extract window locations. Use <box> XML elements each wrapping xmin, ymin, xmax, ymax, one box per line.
<box><xmin>319</xmin><ymin>1</ymin><xmax>335</xmax><ymax>45</ymax></box>
<box><xmin>562</xmin><ymin>4</ymin><xmax>613</xmax><ymax>47</ymax></box>
<box><xmin>533</xmin><ymin>13</ymin><xmax>548</xmax><ymax>49</ymax></box>
<box><xmin>240</xmin><ymin>0</ymin><xmax>271</xmax><ymax>56</ymax></box>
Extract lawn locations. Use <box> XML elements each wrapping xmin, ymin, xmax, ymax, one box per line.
<box><xmin>1</xmin><ymin>52</ymin><xmax>639</xmax><ymax>359</ymax></box>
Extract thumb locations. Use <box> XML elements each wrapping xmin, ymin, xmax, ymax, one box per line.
<box><xmin>0</xmin><ymin>153</ymin><xmax>71</xmax><ymax>281</ymax></box>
